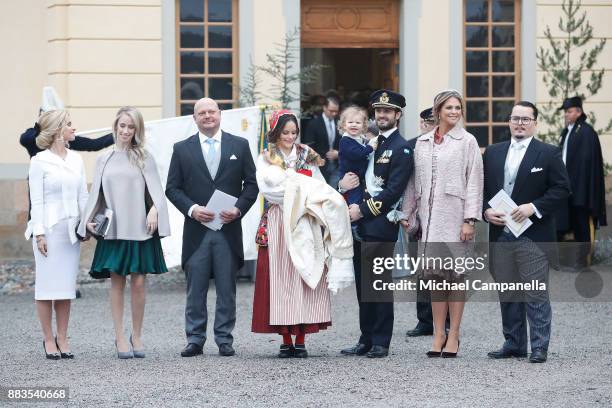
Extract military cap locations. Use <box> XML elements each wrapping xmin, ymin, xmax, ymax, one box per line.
<box><xmin>370</xmin><ymin>89</ymin><xmax>406</xmax><ymax>110</ymax></box>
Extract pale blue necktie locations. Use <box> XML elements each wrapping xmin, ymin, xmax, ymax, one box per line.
<box><xmin>205</xmin><ymin>138</ymin><xmax>218</xmax><ymax>177</ymax></box>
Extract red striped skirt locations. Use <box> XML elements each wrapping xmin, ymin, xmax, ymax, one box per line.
<box><xmin>251</xmin><ymin>205</ymin><xmax>331</xmax><ymax>335</ymax></box>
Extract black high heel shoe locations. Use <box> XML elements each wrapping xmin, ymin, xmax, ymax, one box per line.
<box><xmin>426</xmin><ymin>336</ymin><xmax>447</xmax><ymax>358</ymax></box>
<box><xmin>43</xmin><ymin>340</ymin><xmax>60</xmax><ymax>360</ymax></box>
<box><xmin>55</xmin><ymin>337</ymin><xmax>74</xmax><ymax>359</ymax></box>
<box><xmin>442</xmin><ymin>339</ymin><xmax>460</xmax><ymax>358</ymax></box>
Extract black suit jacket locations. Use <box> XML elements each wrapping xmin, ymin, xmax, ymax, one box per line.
<box><xmin>483</xmin><ymin>138</ymin><xmax>570</xmax><ymax>263</ymax></box>
<box><xmin>20</xmin><ymin>126</ymin><xmax>114</xmax><ymax>158</ymax></box>
<box><xmin>302</xmin><ymin>115</ymin><xmax>340</xmax><ymax>157</ymax></box>
<box><xmin>165</xmin><ymin>131</ymin><xmax>259</xmax><ymax>269</ymax></box>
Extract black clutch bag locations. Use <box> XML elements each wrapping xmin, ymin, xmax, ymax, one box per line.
<box><xmin>92</xmin><ymin>211</ymin><xmax>112</xmax><ymax>238</ymax></box>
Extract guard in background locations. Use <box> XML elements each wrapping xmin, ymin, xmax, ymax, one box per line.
<box><xmin>556</xmin><ymin>96</ymin><xmax>607</xmax><ymax>269</ymax></box>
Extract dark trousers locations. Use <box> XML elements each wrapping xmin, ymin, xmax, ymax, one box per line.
<box><xmin>353</xmin><ymin>240</ymin><xmax>394</xmax><ymax>348</ymax></box>
<box><xmin>184</xmin><ymin>230</ymin><xmax>238</xmax><ymax>347</ymax></box>
<box><xmin>570</xmin><ymin>206</ymin><xmax>595</xmax><ymax>266</ymax></box>
<box><xmin>492</xmin><ymin>233</ymin><xmax>552</xmax><ymax>352</ymax></box>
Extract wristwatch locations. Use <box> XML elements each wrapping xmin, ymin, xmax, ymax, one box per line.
<box><xmin>464</xmin><ymin>218</ymin><xmax>476</xmax><ymax>226</ymax></box>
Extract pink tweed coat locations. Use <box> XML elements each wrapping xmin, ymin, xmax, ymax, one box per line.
<box><xmin>402</xmin><ymin>125</ymin><xmax>483</xmax><ymax>245</ymax></box>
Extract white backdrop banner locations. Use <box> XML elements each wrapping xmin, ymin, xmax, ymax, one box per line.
<box><xmin>79</xmin><ymin>106</ymin><xmax>263</xmax><ymax>268</ymax></box>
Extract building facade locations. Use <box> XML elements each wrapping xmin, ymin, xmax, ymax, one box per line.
<box><xmin>1</xmin><ymin>0</ymin><xmax>611</xmax><ymax>256</ymax></box>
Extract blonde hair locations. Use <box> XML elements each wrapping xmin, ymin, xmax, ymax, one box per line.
<box><xmin>433</xmin><ymin>89</ymin><xmax>465</xmax><ymax>126</ymax></box>
<box><xmin>338</xmin><ymin>106</ymin><xmax>368</xmax><ymax>134</ymax></box>
<box><xmin>35</xmin><ymin>110</ymin><xmax>70</xmax><ymax>150</ymax></box>
<box><xmin>112</xmin><ymin>106</ymin><xmax>146</xmax><ymax>168</ymax></box>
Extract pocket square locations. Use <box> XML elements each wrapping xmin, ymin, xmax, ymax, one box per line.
<box><xmin>230</xmin><ymin>154</ymin><xmax>238</xmax><ymax>160</ymax></box>
<box><xmin>530</xmin><ymin>167</ymin><xmax>543</xmax><ymax>173</ymax></box>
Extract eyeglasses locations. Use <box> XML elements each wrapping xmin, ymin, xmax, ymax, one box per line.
<box><xmin>509</xmin><ymin>116</ymin><xmax>535</xmax><ymax>125</ymax></box>
<box><xmin>423</xmin><ymin>118</ymin><xmax>435</xmax><ymax>124</ymax></box>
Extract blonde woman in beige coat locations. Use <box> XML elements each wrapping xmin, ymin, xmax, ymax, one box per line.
<box><xmin>402</xmin><ymin>90</ymin><xmax>483</xmax><ymax>358</ymax></box>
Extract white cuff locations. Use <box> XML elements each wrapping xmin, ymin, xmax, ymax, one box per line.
<box><xmin>188</xmin><ymin>204</ymin><xmax>198</xmax><ymax>218</ymax></box>
<box><xmin>531</xmin><ymin>203</ymin><xmax>542</xmax><ymax>219</ymax></box>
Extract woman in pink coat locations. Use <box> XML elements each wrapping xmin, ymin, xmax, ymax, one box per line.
<box><xmin>402</xmin><ymin>89</ymin><xmax>483</xmax><ymax>358</ymax></box>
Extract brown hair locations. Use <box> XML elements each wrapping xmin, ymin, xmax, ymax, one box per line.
<box><xmin>267</xmin><ymin>114</ymin><xmax>300</xmax><ymax>144</ymax></box>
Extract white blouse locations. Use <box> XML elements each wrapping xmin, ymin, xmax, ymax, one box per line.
<box><xmin>25</xmin><ymin>149</ymin><xmax>89</xmax><ymax>244</ymax></box>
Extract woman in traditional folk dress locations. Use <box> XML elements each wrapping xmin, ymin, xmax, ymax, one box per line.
<box><xmin>251</xmin><ymin>110</ymin><xmax>353</xmax><ymax>358</ymax></box>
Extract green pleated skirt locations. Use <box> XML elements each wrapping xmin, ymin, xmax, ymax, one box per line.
<box><xmin>90</xmin><ymin>235</ymin><xmax>168</xmax><ymax>279</ymax></box>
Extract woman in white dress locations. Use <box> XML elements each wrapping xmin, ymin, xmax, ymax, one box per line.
<box><xmin>25</xmin><ymin>110</ymin><xmax>89</xmax><ymax>359</ymax></box>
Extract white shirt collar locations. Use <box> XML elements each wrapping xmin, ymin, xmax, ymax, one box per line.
<box><xmin>510</xmin><ymin>135</ymin><xmax>534</xmax><ymax>148</ymax></box>
<box><xmin>380</xmin><ymin>127</ymin><xmax>397</xmax><ymax>138</ymax></box>
<box><xmin>198</xmin><ymin>128</ymin><xmax>222</xmax><ymax>144</ymax></box>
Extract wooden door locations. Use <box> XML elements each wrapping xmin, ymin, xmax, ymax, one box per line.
<box><xmin>379</xmin><ymin>49</ymin><xmax>399</xmax><ymax>91</ymax></box>
<box><xmin>301</xmin><ymin>0</ymin><xmax>399</xmax><ymax>48</ymax></box>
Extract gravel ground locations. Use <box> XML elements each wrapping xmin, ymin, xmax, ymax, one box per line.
<box><xmin>1</xmin><ymin>268</ymin><xmax>612</xmax><ymax>407</ymax></box>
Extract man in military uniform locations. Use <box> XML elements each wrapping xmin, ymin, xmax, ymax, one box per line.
<box><xmin>555</xmin><ymin>96</ymin><xmax>607</xmax><ymax>269</ymax></box>
<box><xmin>339</xmin><ymin>90</ymin><xmax>413</xmax><ymax>358</ymax></box>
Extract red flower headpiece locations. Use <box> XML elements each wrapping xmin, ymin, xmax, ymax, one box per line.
<box><xmin>269</xmin><ymin>109</ymin><xmax>296</xmax><ymax>131</ymax></box>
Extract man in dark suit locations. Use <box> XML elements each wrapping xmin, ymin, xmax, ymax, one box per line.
<box><xmin>340</xmin><ymin>90</ymin><xmax>413</xmax><ymax>358</ymax></box>
<box><xmin>555</xmin><ymin>96</ymin><xmax>607</xmax><ymax>269</ymax></box>
<box><xmin>302</xmin><ymin>95</ymin><xmax>341</xmax><ymax>186</ymax></box>
<box><xmin>483</xmin><ymin>101</ymin><xmax>570</xmax><ymax>363</ymax></box>
<box><xmin>166</xmin><ymin>98</ymin><xmax>258</xmax><ymax>358</ymax></box>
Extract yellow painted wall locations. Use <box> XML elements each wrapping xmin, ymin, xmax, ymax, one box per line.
<box><xmin>1</xmin><ymin>0</ymin><xmax>163</xmax><ymax>179</ymax></box>
<box><xmin>251</xmin><ymin>0</ymin><xmax>289</xmax><ymax>106</ymax></box>
<box><xmin>0</xmin><ymin>0</ymin><xmax>47</xmax><ymax>166</ymax></box>
<box><xmin>536</xmin><ymin>0</ymin><xmax>612</xmax><ymax>161</ymax></box>
<box><xmin>416</xmin><ymin>0</ymin><xmax>452</xmax><ymax>116</ymax></box>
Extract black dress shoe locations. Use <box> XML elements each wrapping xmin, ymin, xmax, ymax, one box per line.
<box><xmin>487</xmin><ymin>348</ymin><xmax>528</xmax><ymax>359</ymax></box>
<box><xmin>406</xmin><ymin>325</ymin><xmax>434</xmax><ymax>337</ymax></box>
<box><xmin>529</xmin><ymin>349</ymin><xmax>548</xmax><ymax>363</ymax></box>
<box><xmin>181</xmin><ymin>343</ymin><xmax>203</xmax><ymax>357</ymax></box>
<box><xmin>43</xmin><ymin>341</ymin><xmax>60</xmax><ymax>360</ymax></box>
<box><xmin>278</xmin><ymin>344</ymin><xmax>294</xmax><ymax>358</ymax></box>
<box><xmin>366</xmin><ymin>345</ymin><xmax>389</xmax><ymax>358</ymax></box>
<box><xmin>218</xmin><ymin>343</ymin><xmax>235</xmax><ymax>357</ymax></box>
<box><xmin>340</xmin><ymin>343</ymin><xmax>371</xmax><ymax>356</ymax></box>
<box><xmin>294</xmin><ymin>344</ymin><xmax>308</xmax><ymax>358</ymax></box>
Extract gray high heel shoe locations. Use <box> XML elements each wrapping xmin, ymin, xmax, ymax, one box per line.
<box><xmin>129</xmin><ymin>335</ymin><xmax>145</xmax><ymax>358</ymax></box>
<box><xmin>115</xmin><ymin>340</ymin><xmax>134</xmax><ymax>359</ymax></box>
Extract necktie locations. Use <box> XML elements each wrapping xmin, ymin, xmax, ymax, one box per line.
<box><xmin>205</xmin><ymin>138</ymin><xmax>218</xmax><ymax>176</ymax></box>
<box><xmin>326</xmin><ymin>119</ymin><xmax>334</xmax><ymax>148</ymax></box>
<box><xmin>509</xmin><ymin>142</ymin><xmax>525</xmax><ymax>173</ymax></box>
<box><xmin>504</xmin><ymin>142</ymin><xmax>525</xmax><ymax>193</ymax></box>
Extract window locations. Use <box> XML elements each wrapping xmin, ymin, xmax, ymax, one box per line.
<box><xmin>176</xmin><ymin>0</ymin><xmax>238</xmax><ymax>115</ymax></box>
<box><xmin>463</xmin><ymin>0</ymin><xmax>521</xmax><ymax>146</ymax></box>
